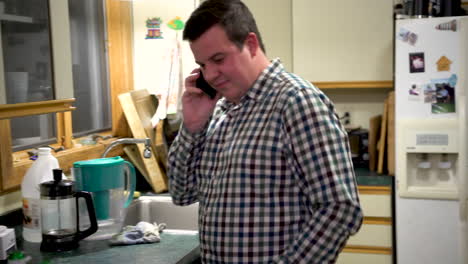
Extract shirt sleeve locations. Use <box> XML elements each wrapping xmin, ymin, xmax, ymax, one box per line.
<box><xmin>167</xmin><ymin>124</ymin><xmax>206</xmax><ymax>206</ymax></box>
<box><xmin>276</xmin><ymin>86</ymin><xmax>363</xmax><ymax>263</ymax></box>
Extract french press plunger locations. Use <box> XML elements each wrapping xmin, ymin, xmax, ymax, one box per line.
<box><xmin>40</xmin><ymin>169</ymin><xmax>98</xmax><ymax>252</ymax></box>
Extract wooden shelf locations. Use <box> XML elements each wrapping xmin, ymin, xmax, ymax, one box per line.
<box><xmin>314</xmin><ymin>81</ymin><xmax>394</xmax><ymax>89</ymax></box>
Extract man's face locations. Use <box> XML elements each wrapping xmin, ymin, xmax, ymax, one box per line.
<box><xmin>190</xmin><ymin>25</ymin><xmax>254</xmax><ymax>103</ymax></box>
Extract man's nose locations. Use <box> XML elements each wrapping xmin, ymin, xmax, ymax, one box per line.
<box><xmin>203</xmin><ymin>65</ymin><xmax>218</xmax><ymax>83</ymax></box>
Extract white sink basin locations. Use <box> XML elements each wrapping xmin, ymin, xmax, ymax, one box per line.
<box><xmin>123</xmin><ymin>196</ymin><xmax>199</xmax><ymax>231</ymax></box>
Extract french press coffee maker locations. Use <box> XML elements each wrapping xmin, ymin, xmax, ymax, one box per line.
<box><xmin>40</xmin><ymin>169</ymin><xmax>98</xmax><ymax>252</ymax></box>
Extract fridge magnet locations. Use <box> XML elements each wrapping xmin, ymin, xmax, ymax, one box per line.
<box><xmin>435</xmin><ymin>20</ymin><xmax>457</xmax><ymax>32</ymax></box>
<box><xmin>145</xmin><ymin>17</ymin><xmax>163</xmax><ymax>39</ymax></box>
<box><xmin>423</xmin><ymin>84</ymin><xmax>436</xmax><ymax>104</ymax></box>
<box><xmin>167</xmin><ymin>16</ymin><xmax>184</xmax><ymax>31</ymax></box>
<box><xmin>397</xmin><ymin>28</ymin><xmax>410</xmax><ymax>41</ymax></box>
<box><xmin>408</xmin><ymin>83</ymin><xmax>422</xmax><ymax>101</ymax></box>
<box><xmin>448</xmin><ymin>74</ymin><xmax>457</xmax><ymax>87</ymax></box>
<box><xmin>409</xmin><ymin>52</ymin><xmax>425</xmax><ymax>73</ymax></box>
<box><xmin>397</xmin><ymin>28</ymin><xmax>418</xmax><ymax>45</ymax></box>
<box><xmin>431</xmin><ymin>78</ymin><xmax>455</xmax><ymax>114</ymax></box>
<box><xmin>436</xmin><ymin>56</ymin><xmax>452</xmax><ymax>71</ymax></box>
<box><xmin>407</xmin><ymin>32</ymin><xmax>418</xmax><ymax>45</ymax></box>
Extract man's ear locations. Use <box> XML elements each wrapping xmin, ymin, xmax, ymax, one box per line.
<box><xmin>244</xmin><ymin>32</ymin><xmax>259</xmax><ymax>57</ymax></box>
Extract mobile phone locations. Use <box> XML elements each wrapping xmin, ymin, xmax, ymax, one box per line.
<box><xmin>196</xmin><ymin>72</ymin><xmax>217</xmax><ymax>99</ymax></box>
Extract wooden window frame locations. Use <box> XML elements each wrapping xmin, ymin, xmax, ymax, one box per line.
<box><xmin>0</xmin><ymin>0</ymin><xmax>133</xmax><ymax>193</ymax></box>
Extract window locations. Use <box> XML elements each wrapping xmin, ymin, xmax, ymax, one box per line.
<box><xmin>2</xmin><ymin>0</ymin><xmax>54</xmax><ymax>104</ymax></box>
<box><xmin>3</xmin><ymin>0</ymin><xmax>111</xmax><ymax>151</ymax></box>
<box><xmin>0</xmin><ymin>0</ymin><xmax>133</xmax><ymax>192</ymax></box>
<box><xmin>68</xmin><ymin>0</ymin><xmax>111</xmax><ymax>137</ymax></box>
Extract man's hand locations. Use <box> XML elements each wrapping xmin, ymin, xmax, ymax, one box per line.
<box><xmin>182</xmin><ymin>69</ymin><xmax>221</xmax><ymax>134</ymax></box>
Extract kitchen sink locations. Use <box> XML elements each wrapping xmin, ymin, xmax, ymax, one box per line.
<box><xmin>123</xmin><ymin>195</ymin><xmax>199</xmax><ymax>231</ymax></box>
<box><xmin>123</xmin><ymin>195</ymin><xmax>201</xmax><ymax>264</ymax></box>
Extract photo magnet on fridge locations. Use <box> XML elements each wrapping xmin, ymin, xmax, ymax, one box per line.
<box><xmin>431</xmin><ymin>77</ymin><xmax>455</xmax><ymax>114</ymax></box>
<box><xmin>409</xmin><ymin>52</ymin><xmax>425</xmax><ymax>73</ymax></box>
<box><xmin>398</xmin><ymin>28</ymin><xmax>418</xmax><ymax>45</ymax></box>
<box><xmin>408</xmin><ymin>83</ymin><xmax>422</xmax><ymax>101</ymax></box>
<box><xmin>423</xmin><ymin>84</ymin><xmax>436</xmax><ymax>104</ymax></box>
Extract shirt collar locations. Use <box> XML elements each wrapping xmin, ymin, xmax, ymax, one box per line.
<box><xmin>219</xmin><ymin>58</ymin><xmax>284</xmax><ymax>111</ymax></box>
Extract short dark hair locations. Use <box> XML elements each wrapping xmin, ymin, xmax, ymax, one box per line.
<box><xmin>183</xmin><ymin>0</ymin><xmax>266</xmax><ymax>53</ymax></box>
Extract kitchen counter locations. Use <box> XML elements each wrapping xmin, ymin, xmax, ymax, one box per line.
<box><xmin>355</xmin><ymin>168</ymin><xmax>393</xmax><ymax>187</ymax></box>
<box><xmin>2</xmin><ymin>169</ymin><xmax>391</xmax><ymax>263</ymax></box>
<box><xmin>17</xmin><ymin>230</ymin><xmax>200</xmax><ymax>264</ymax></box>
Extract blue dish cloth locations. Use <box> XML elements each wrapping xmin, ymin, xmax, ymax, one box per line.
<box><xmin>109</xmin><ymin>221</ymin><xmax>166</xmax><ymax>246</ymax></box>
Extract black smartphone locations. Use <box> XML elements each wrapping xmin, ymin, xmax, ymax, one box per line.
<box><xmin>196</xmin><ymin>71</ymin><xmax>217</xmax><ymax>99</ymax></box>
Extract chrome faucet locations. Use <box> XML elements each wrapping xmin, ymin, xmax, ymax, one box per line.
<box><xmin>102</xmin><ymin>138</ymin><xmax>152</xmax><ymax>158</ymax></box>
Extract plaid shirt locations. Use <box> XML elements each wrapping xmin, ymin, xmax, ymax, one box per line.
<box><xmin>168</xmin><ymin>59</ymin><xmax>362</xmax><ymax>263</ymax></box>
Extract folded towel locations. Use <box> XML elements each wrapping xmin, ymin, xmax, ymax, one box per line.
<box><xmin>109</xmin><ymin>221</ymin><xmax>166</xmax><ymax>246</ymax></box>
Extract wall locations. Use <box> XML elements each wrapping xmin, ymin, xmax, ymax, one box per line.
<box><xmin>132</xmin><ymin>0</ymin><xmax>198</xmax><ymax>115</ymax></box>
<box><xmin>242</xmin><ymin>0</ymin><xmax>292</xmax><ymax>71</ymax></box>
<box><xmin>325</xmin><ymin>88</ymin><xmax>392</xmax><ymax>129</ymax></box>
<box><xmin>132</xmin><ymin>0</ymin><xmax>389</xmax><ymax>130</ymax></box>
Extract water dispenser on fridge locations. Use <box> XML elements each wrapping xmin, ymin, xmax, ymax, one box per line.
<box><xmin>396</xmin><ymin>118</ymin><xmax>459</xmax><ymax>199</ymax></box>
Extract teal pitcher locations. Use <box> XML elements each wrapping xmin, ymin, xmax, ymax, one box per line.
<box><xmin>73</xmin><ymin>156</ymin><xmax>136</xmax><ymax>240</ymax></box>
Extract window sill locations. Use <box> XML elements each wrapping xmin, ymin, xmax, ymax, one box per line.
<box><xmin>0</xmin><ymin>99</ymin><xmax>76</xmax><ymax>120</ymax></box>
<box><xmin>3</xmin><ymin>131</ymin><xmax>124</xmax><ymax>193</ymax></box>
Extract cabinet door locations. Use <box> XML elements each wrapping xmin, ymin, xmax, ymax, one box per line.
<box><xmin>292</xmin><ymin>0</ymin><xmax>394</xmax><ymax>84</ymax></box>
<box><xmin>242</xmin><ymin>0</ymin><xmax>293</xmax><ymax>71</ymax></box>
<box><xmin>337</xmin><ymin>252</ymin><xmax>392</xmax><ymax>264</ymax></box>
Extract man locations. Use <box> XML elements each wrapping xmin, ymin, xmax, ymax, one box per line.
<box><xmin>168</xmin><ymin>0</ymin><xmax>362</xmax><ymax>263</ymax></box>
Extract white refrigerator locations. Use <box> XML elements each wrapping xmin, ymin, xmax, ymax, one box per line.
<box><xmin>395</xmin><ymin>16</ymin><xmax>468</xmax><ymax>264</ymax></box>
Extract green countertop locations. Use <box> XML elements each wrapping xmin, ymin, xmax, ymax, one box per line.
<box><xmin>18</xmin><ymin>231</ymin><xmax>200</xmax><ymax>264</ymax></box>
<box><xmin>355</xmin><ymin>168</ymin><xmax>393</xmax><ymax>187</ymax></box>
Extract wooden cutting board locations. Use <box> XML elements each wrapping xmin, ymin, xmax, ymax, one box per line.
<box><xmin>124</xmin><ymin>145</ymin><xmax>149</xmax><ymax>184</ymax></box>
<box><xmin>118</xmin><ymin>90</ymin><xmax>168</xmax><ymax>193</ymax></box>
<box><xmin>386</xmin><ymin>91</ymin><xmax>395</xmax><ymax>176</ymax></box>
<box><xmin>153</xmin><ymin>120</ymin><xmax>168</xmax><ymax>173</ymax></box>
<box><xmin>368</xmin><ymin>114</ymin><xmax>382</xmax><ymax>172</ymax></box>
<box><xmin>377</xmin><ymin>96</ymin><xmax>389</xmax><ymax>174</ymax></box>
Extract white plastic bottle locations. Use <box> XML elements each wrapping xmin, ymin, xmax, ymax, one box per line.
<box><xmin>21</xmin><ymin>148</ymin><xmax>60</xmax><ymax>243</ymax></box>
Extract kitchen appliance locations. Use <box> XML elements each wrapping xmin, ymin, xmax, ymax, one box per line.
<box><xmin>72</xmin><ymin>156</ymin><xmax>136</xmax><ymax>240</ymax></box>
<box><xmin>0</xmin><ymin>226</ymin><xmax>16</xmax><ymax>260</ymax></box>
<box><xmin>395</xmin><ymin>16</ymin><xmax>468</xmax><ymax>263</ymax></box>
<box><xmin>348</xmin><ymin>128</ymin><xmax>369</xmax><ymax>168</ymax></box>
<box><xmin>39</xmin><ymin>169</ymin><xmax>98</xmax><ymax>252</ymax></box>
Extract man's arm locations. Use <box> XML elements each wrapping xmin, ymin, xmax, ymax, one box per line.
<box><xmin>277</xmin><ymin>87</ymin><xmax>363</xmax><ymax>263</ymax></box>
<box><xmin>168</xmin><ymin>69</ymin><xmax>221</xmax><ymax>206</ymax></box>
<box><xmin>167</xmin><ymin>125</ymin><xmax>205</xmax><ymax>205</ymax></box>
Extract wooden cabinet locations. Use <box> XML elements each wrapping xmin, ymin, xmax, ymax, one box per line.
<box><xmin>292</xmin><ymin>0</ymin><xmax>394</xmax><ymax>88</ymax></box>
<box><xmin>337</xmin><ymin>177</ymin><xmax>395</xmax><ymax>264</ymax></box>
<box><xmin>242</xmin><ymin>0</ymin><xmax>394</xmax><ymax>88</ymax></box>
<box><xmin>338</xmin><ymin>252</ymin><xmax>392</xmax><ymax>264</ymax></box>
